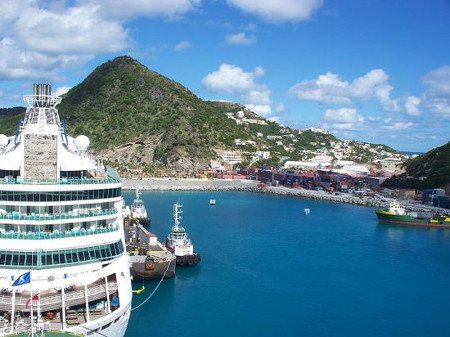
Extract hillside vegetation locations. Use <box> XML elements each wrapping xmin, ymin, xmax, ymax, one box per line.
<box><xmin>383</xmin><ymin>142</ymin><xmax>450</xmax><ymax>189</ymax></box>
<box><xmin>0</xmin><ymin>56</ymin><xmax>407</xmax><ymax>173</ymax></box>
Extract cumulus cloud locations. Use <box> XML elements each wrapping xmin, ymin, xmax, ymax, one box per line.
<box><xmin>227</xmin><ymin>0</ymin><xmax>323</xmax><ymax>23</ymax></box>
<box><xmin>0</xmin><ymin>0</ymin><xmax>198</xmax><ymax>80</ymax></box>
<box><xmin>404</xmin><ymin>96</ymin><xmax>421</xmax><ymax>116</ymax></box>
<box><xmin>80</xmin><ymin>0</ymin><xmax>200</xmax><ymax>20</ymax></box>
<box><xmin>202</xmin><ymin>64</ymin><xmax>264</xmax><ymax>94</ymax></box>
<box><xmin>289</xmin><ymin>69</ymin><xmax>399</xmax><ymax>111</ymax></box>
<box><xmin>383</xmin><ymin>120</ymin><xmax>414</xmax><ymax>131</ymax></box>
<box><xmin>0</xmin><ymin>38</ymin><xmax>91</xmax><ymax>80</ymax></box>
<box><xmin>54</xmin><ymin>86</ymin><xmax>72</xmax><ymax>97</ymax></box>
<box><xmin>422</xmin><ymin>66</ymin><xmax>450</xmax><ymax>118</ymax></box>
<box><xmin>225</xmin><ymin>32</ymin><xmax>256</xmax><ymax>45</ymax></box>
<box><xmin>202</xmin><ymin>64</ymin><xmax>277</xmax><ymax>119</ymax></box>
<box><xmin>15</xmin><ymin>5</ymin><xmax>127</xmax><ymax>54</ymax></box>
<box><xmin>322</xmin><ymin>108</ymin><xmax>365</xmax><ymax>130</ymax></box>
<box><xmin>174</xmin><ymin>40</ymin><xmax>191</xmax><ymax>52</ymax></box>
<box><xmin>245</xmin><ymin>104</ymin><xmax>272</xmax><ymax>117</ymax></box>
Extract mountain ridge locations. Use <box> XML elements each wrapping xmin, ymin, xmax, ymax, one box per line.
<box><xmin>0</xmin><ymin>56</ymin><xmax>407</xmax><ymax>173</ymax></box>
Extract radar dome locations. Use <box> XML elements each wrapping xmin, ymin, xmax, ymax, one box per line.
<box><xmin>75</xmin><ymin>135</ymin><xmax>90</xmax><ymax>151</ymax></box>
<box><xmin>0</xmin><ymin>134</ymin><xmax>8</xmax><ymax>148</ymax></box>
<box><xmin>236</xmin><ymin>111</ymin><xmax>245</xmax><ymax>119</ymax></box>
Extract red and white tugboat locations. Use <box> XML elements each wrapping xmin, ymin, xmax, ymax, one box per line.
<box><xmin>165</xmin><ymin>203</ymin><xmax>201</xmax><ymax>267</ymax></box>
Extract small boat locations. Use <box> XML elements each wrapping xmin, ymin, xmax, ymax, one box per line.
<box><xmin>131</xmin><ymin>188</ymin><xmax>150</xmax><ymax>225</ymax></box>
<box><xmin>209</xmin><ymin>199</ymin><xmax>216</xmax><ymax>205</ymax></box>
<box><xmin>304</xmin><ymin>208</ymin><xmax>310</xmax><ymax>215</ymax></box>
<box><xmin>165</xmin><ymin>203</ymin><xmax>201</xmax><ymax>267</ymax></box>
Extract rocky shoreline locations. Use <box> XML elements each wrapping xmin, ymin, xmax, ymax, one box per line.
<box><xmin>122</xmin><ymin>178</ymin><xmax>449</xmax><ymax>214</ymax></box>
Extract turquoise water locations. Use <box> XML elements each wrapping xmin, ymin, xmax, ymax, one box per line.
<box><xmin>123</xmin><ymin>191</ymin><xmax>450</xmax><ymax>337</ymax></box>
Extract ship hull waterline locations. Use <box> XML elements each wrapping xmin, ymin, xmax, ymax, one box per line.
<box><xmin>376</xmin><ymin>211</ymin><xmax>450</xmax><ymax>228</ymax></box>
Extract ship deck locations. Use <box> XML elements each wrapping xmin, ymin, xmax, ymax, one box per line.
<box><xmin>0</xmin><ymin>307</ymin><xmax>109</xmax><ymax>335</ymax></box>
<box><xmin>125</xmin><ymin>219</ymin><xmax>174</xmax><ymax>263</ymax></box>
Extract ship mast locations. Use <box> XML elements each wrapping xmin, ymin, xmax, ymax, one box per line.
<box><xmin>173</xmin><ymin>203</ymin><xmax>182</xmax><ymax>230</ymax></box>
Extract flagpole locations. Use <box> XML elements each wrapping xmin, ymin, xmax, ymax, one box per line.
<box><xmin>10</xmin><ymin>289</ymin><xmax>16</xmax><ymax>334</ymax></box>
<box><xmin>30</xmin><ymin>290</ymin><xmax>35</xmax><ymax>337</ymax></box>
<box><xmin>37</xmin><ymin>290</ymin><xmax>41</xmax><ymax>323</ymax></box>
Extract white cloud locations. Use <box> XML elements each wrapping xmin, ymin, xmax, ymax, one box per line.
<box><xmin>0</xmin><ymin>0</ymin><xmax>199</xmax><ymax>80</ymax></box>
<box><xmin>422</xmin><ymin>66</ymin><xmax>450</xmax><ymax>118</ymax></box>
<box><xmin>15</xmin><ymin>5</ymin><xmax>127</xmax><ymax>54</ymax></box>
<box><xmin>423</xmin><ymin>66</ymin><xmax>450</xmax><ymax>96</ymax></box>
<box><xmin>322</xmin><ymin>108</ymin><xmax>365</xmax><ymax>130</ymax></box>
<box><xmin>54</xmin><ymin>86</ymin><xmax>72</xmax><ymax>97</ymax></box>
<box><xmin>225</xmin><ymin>32</ymin><xmax>256</xmax><ymax>45</ymax></box>
<box><xmin>383</xmin><ymin>120</ymin><xmax>414</xmax><ymax>131</ymax></box>
<box><xmin>289</xmin><ymin>69</ymin><xmax>399</xmax><ymax>111</ymax></box>
<box><xmin>202</xmin><ymin>64</ymin><xmax>277</xmax><ymax>119</ymax></box>
<box><xmin>245</xmin><ymin>104</ymin><xmax>272</xmax><ymax>117</ymax></box>
<box><xmin>0</xmin><ymin>38</ymin><xmax>91</xmax><ymax>80</ymax></box>
<box><xmin>227</xmin><ymin>0</ymin><xmax>323</xmax><ymax>23</ymax></box>
<box><xmin>174</xmin><ymin>40</ymin><xmax>191</xmax><ymax>52</ymax></box>
<box><xmin>80</xmin><ymin>0</ymin><xmax>200</xmax><ymax>19</ymax></box>
<box><xmin>404</xmin><ymin>96</ymin><xmax>421</xmax><ymax>116</ymax></box>
<box><xmin>202</xmin><ymin>64</ymin><xmax>263</xmax><ymax>94</ymax></box>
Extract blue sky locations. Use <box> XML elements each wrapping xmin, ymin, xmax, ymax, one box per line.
<box><xmin>0</xmin><ymin>0</ymin><xmax>449</xmax><ymax>152</ymax></box>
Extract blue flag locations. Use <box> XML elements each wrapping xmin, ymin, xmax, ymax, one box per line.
<box><xmin>12</xmin><ymin>271</ymin><xmax>31</xmax><ymax>286</ymax></box>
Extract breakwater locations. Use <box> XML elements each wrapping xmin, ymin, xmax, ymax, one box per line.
<box><xmin>122</xmin><ymin>178</ymin><xmax>449</xmax><ymax>214</ymax></box>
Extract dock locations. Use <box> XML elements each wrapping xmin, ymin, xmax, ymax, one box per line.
<box><xmin>124</xmin><ymin>218</ymin><xmax>176</xmax><ymax>280</ymax></box>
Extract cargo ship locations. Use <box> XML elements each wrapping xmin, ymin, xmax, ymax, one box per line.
<box><xmin>375</xmin><ymin>201</ymin><xmax>450</xmax><ymax>228</ymax></box>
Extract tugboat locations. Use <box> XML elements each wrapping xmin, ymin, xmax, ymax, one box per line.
<box><xmin>131</xmin><ymin>188</ymin><xmax>150</xmax><ymax>225</ymax></box>
<box><xmin>165</xmin><ymin>203</ymin><xmax>201</xmax><ymax>267</ymax></box>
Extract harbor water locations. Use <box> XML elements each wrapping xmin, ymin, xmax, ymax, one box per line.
<box><xmin>123</xmin><ymin>191</ymin><xmax>450</xmax><ymax>337</ymax></box>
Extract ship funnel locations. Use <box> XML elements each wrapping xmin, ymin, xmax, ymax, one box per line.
<box><xmin>32</xmin><ymin>84</ymin><xmax>52</xmax><ymax>107</ymax></box>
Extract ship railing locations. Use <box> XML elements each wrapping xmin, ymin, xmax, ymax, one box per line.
<box><xmin>0</xmin><ymin>226</ymin><xmax>119</xmax><ymax>240</ymax></box>
<box><xmin>0</xmin><ymin>177</ymin><xmax>120</xmax><ymax>185</ymax></box>
<box><xmin>0</xmin><ymin>281</ymin><xmax>118</xmax><ymax>312</ymax></box>
<box><xmin>0</xmin><ymin>208</ymin><xmax>117</xmax><ymax>221</ymax></box>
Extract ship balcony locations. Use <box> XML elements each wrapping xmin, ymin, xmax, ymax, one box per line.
<box><xmin>0</xmin><ymin>225</ymin><xmax>119</xmax><ymax>240</ymax></box>
<box><xmin>0</xmin><ymin>276</ymin><xmax>122</xmax><ymax>335</ymax></box>
<box><xmin>0</xmin><ymin>281</ymin><xmax>118</xmax><ymax>312</ymax></box>
<box><xmin>0</xmin><ymin>177</ymin><xmax>120</xmax><ymax>186</ymax></box>
<box><xmin>0</xmin><ymin>208</ymin><xmax>118</xmax><ymax>223</ymax></box>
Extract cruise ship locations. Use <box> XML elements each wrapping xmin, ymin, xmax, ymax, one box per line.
<box><xmin>0</xmin><ymin>84</ymin><xmax>132</xmax><ymax>336</ymax></box>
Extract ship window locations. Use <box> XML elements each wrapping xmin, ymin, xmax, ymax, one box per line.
<box><xmin>25</xmin><ymin>253</ymin><xmax>33</xmax><ymax>266</ymax></box>
<box><xmin>53</xmin><ymin>253</ymin><xmax>60</xmax><ymax>265</ymax></box>
<box><xmin>45</xmin><ymin>253</ymin><xmax>52</xmax><ymax>265</ymax></box>
<box><xmin>12</xmin><ymin>252</ymin><xmax>19</xmax><ymax>265</ymax></box>
<box><xmin>0</xmin><ymin>253</ymin><xmax>6</xmax><ymax>264</ymax></box>
<box><xmin>0</xmin><ymin>240</ymin><xmax>123</xmax><ymax>268</ymax></box>
<box><xmin>18</xmin><ymin>253</ymin><xmax>25</xmax><ymax>265</ymax></box>
<box><xmin>78</xmin><ymin>251</ymin><xmax>85</xmax><ymax>261</ymax></box>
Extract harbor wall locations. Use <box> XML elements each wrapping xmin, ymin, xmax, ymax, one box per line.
<box><xmin>122</xmin><ymin>178</ymin><xmax>449</xmax><ymax>214</ymax></box>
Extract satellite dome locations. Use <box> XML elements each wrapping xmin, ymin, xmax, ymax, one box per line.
<box><xmin>75</xmin><ymin>135</ymin><xmax>90</xmax><ymax>151</ymax></box>
<box><xmin>0</xmin><ymin>134</ymin><xmax>8</xmax><ymax>148</ymax></box>
<box><xmin>236</xmin><ymin>111</ymin><xmax>245</xmax><ymax>119</ymax></box>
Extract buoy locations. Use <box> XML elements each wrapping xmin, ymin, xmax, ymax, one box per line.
<box><xmin>132</xmin><ymin>286</ymin><xmax>145</xmax><ymax>294</ymax></box>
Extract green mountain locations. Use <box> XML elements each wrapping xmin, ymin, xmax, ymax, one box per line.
<box><xmin>0</xmin><ymin>107</ymin><xmax>25</xmax><ymax>136</ymax></box>
<box><xmin>0</xmin><ymin>56</ymin><xmax>406</xmax><ymax>172</ymax></box>
<box><xmin>383</xmin><ymin>142</ymin><xmax>450</xmax><ymax>189</ymax></box>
